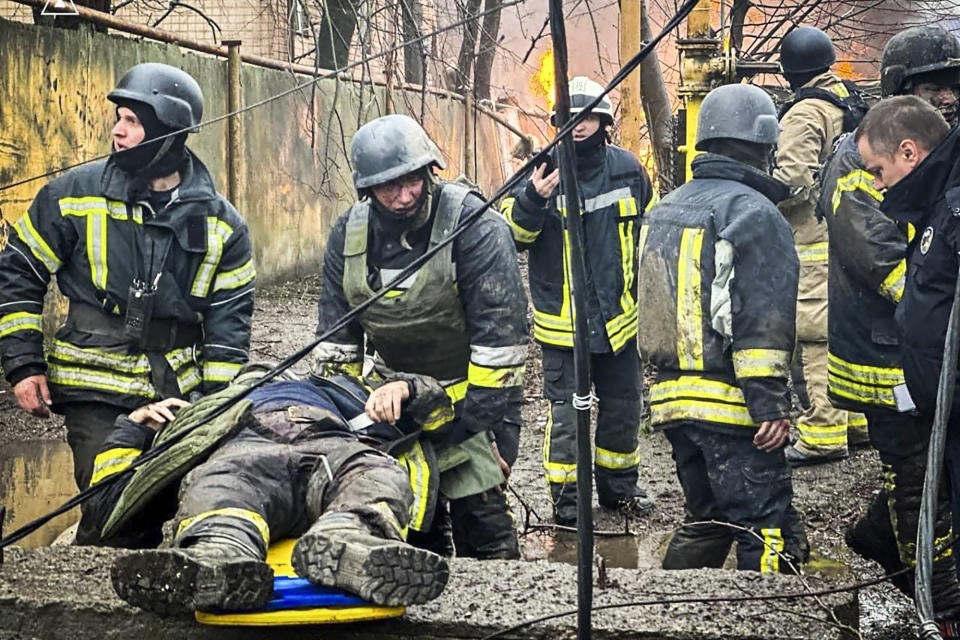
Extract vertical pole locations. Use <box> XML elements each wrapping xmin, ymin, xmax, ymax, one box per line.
<box><xmin>676</xmin><ymin>0</ymin><xmax>717</xmax><ymax>183</ymax></box>
<box><xmin>618</xmin><ymin>0</ymin><xmax>643</xmax><ymax>159</ymax></box>
<box><xmin>464</xmin><ymin>90</ymin><xmax>475</xmax><ymax>182</ymax></box>
<box><xmin>223</xmin><ymin>40</ymin><xmax>243</xmax><ymax>205</ymax></box>
<box><xmin>549</xmin><ymin>1</ymin><xmax>593</xmax><ymax>638</ymax></box>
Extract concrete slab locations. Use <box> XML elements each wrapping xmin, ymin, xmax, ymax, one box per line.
<box><xmin>0</xmin><ymin>546</ymin><xmax>857</xmax><ymax>639</ymax></box>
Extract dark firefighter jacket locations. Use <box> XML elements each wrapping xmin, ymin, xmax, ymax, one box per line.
<box><xmin>637</xmin><ymin>154</ymin><xmax>798</xmax><ymax>434</ymax></box>
<box><xmin>313</xmin><ymin>181</ymin><xmax>528</xmax><ymax>453</ymax></box>
<box><xmin>0</xmin><ymin>151</ymin><xmax>255</xmax><ymax>409</ymax></box>
<box><xmin>880</xmin><ymin>125</ymin><xmax>960</xmax><ymax>417</ymax></box>
<box><xmin>80</xmin><ymin>371</ymin><xmax>452</xmax><ymax>547</ymax></box>
<box><xmin>499</xmin><ymin>143</ymin><xmax>656</xmax><ymax>353</ymax></box>
<box><xmin>817</xmin><ymin>133</ymin><xmax>910</xmax><ymax>413</ymax></box>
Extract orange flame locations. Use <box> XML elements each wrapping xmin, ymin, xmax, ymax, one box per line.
<box><xmin>530</xmin><ymin>49</ymin><xmax>556</xmax><ymax>110</ymax></box>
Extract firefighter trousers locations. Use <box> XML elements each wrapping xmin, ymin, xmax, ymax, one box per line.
<box><xmin>661</xmin><ymin>424</ymin><xmax>808</xmax><ymax>573</ymax></box>
<box><xmin>848</xmin><ymin>411</ymin><xmax>960</xmax><ymax>618</ymax></box>
<box><xmin>171</xmin><ymin>430</ymin><xmax>412</xmax><ymax>558</ymax></box>
<box><xmin>541</xmin><ymin>345</ymin><xmax>643</xmax><ymax>513</ymax></box>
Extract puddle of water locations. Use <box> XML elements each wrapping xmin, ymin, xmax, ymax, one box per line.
<box><xmin>0</xmin><ymin>439</ymin><xmax>80</xmax><ymax>547</ymax></box>
<box><xmin>524</xmin><ymin>529</ymin><xmax>663</xmax><ymax>569</ymax></box>
<box><xmin>803</xmin><ymin>549</ymin><xmax>854</xmax><ymax>580</ymax></box>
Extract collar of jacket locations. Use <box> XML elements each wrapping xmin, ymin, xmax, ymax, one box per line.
<box><xmin>880</xmin><ymin>125</ymin><xmax>960</xmax><ymax>226</ymax></box>
<box><xmin>100</xmin><ymin>146</ymin><xmax>219</xmax><ymax>204</ymax></box>
<box><xmin>800</xmin><ymin>70</ymin><xmax>844</xmax><ymax>92</ymax></box>
<box><xmin>691</xmin><ymin>153</ymin><xmax>791</xmax><ymax>204</ymax></box>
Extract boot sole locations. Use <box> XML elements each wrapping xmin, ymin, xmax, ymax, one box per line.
<box><xmin>111</xmin><ymin>550</ymin><xmax>275</xmax><ymax>616</ymax></box>
<box><xmin>292</xmin><ymin>533</ymin><xmax>449</xmax><ymax>606</ymax></box>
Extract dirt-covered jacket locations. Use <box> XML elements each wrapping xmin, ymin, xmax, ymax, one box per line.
<box><xmin>499</xmin><ymin>143</ymin><xmax>655</xmax><ymax>353</ymax></box>
<box><xmin>880</xmin><ymin>126</ymin><xmax>960</xmax><ymax>417</ymax></box>
<box><xmin>817</xmin><ymin>133</ymin><xmax>910</xmax><ymax>413</ymax></box>
<box><xmin>637</xmin><ymin>154</ymin><xmax>798</xmax><ymax>433</ymax></box>
<box><xmin>0</xmin><ymin>151</ymin><xmax>255</xmax><ymax>408</ymax></box>
<box><xmin>313</xmin><ymin>181</ymin><xmax>528</xmax><ymax>452</ymax></box>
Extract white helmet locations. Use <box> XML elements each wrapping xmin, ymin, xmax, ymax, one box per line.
<box><xmin>551</xmin><ymin>76</ymin><xmax>614</xmax><ymax>126</ymax></box>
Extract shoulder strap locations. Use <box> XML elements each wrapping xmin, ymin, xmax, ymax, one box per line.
<box><xmin>343</xmin><ymin>201</ymin><xmax>371</xmax><ymax>258</ymax></box>
<box><xmin>779</xmin><ymin>80</ymin><xmax>869</xmax><ymax>134</ymax></box>
<box><xmin>429</xmin><ymin>182</ymin><xmax>475</xmax><ymax>246</ymax></box>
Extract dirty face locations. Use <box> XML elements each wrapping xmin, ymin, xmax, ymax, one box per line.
<box><xmin>857</xmin><ymin>135</ymin><xmax>926</xmax><ymax>190</ymax></box>
<box><xmin>913</xmin><ymin>81</ymin><xmax>960</xmax><ymax>124</ymax></box>
<box><xmin>112</xmin><ymin>107</ymin><xmax>145</xmax><ymax>151</ymax></box>
<box><xmin>370</xmin><ymin>172</ymin><xmax>425</xmax><ymax>217</ymax></box>
<box><xmin>572</xmin><ymin>114</ymin><xmax>601</xmax><ymax>142</ymax></box>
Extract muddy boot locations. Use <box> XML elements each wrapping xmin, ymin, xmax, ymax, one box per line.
<box><xmin>603</xmin><ymin>487</ymin><xmax>655</xmax><ymax>518</ymax></box>
<box><xmin>844</xmin><ymin>493</ymin><xmax>913</xmax><ymax>597</ymax></box>
<box><xmin>111</xmin><ymin>537</ymin><xmax>274</xmax><ymax>616</ymax></box>
<box><xmin>292</xmin><ymin>513</ymin><xmax>449</xmax><ymax>606</ymax></box>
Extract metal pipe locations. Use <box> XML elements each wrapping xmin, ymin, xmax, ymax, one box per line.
<box><xmin>224</xmin><ymin>40</ymin><xmax>242</xmax><ymax>205</ymax></box>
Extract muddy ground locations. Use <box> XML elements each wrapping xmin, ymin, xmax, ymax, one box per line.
<box><xmin>0</xmin><ymin>264</ymin><xmax>918</xmax><ymax>639</ymax></box>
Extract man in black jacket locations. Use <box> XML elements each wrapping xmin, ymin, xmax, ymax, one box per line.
<box><xmin>0</xmin><ymin>63</ymin><xmax>255</xmax><ymax>493</ymax></box>
<box><xmin>856</xmin><ymin>96</ymin><xmax>960</xmax><ymax>628</ymax></box>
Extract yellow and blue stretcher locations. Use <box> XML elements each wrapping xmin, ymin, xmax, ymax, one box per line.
<box><xmin>195</xmin><ymin>539</ymin><xmax>405</xmax><ymax>626</ymax></box>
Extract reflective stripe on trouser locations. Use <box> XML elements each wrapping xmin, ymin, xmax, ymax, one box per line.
<box><xmin>862</xmin><ymin>412</ymin><xmax>960</xmax><ymax>617</ymax></box>
<box><xmin>661</xmin><ymin>424</ymin><xmax>807</xmax><ymax>573</ymax></box>
<box><xmin>794</xmin><ymin>341</ymin><xmax>867</xmax><ymax>456</ymax></box>
<box><xmin>541</xmin><ymin>346</ymin><xmax>642</xmax><ymax>510</ymax></box>
<box><xmin>173</xmin><ymin>430</ymin><xmax>413</xmax><ymax>558</ymax></box>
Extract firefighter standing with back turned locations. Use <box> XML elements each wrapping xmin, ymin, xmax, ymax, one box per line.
<box><xmin>313</xmin><ymin>114</ymin><xmax>528</xmax><ymax>559</ymax></box>
<box><xmin>774</xmin><ymin>26</ymin><xmax>869</xmax><ymax>465</ymax></box>
<box><xmin>0</xmin><ymin>64</ymin><xmax>255</xmax><ymax>497</ymax></box>
<box><xmin>500</xmin><ymin>77</ymin><xmax>656</xmax><ymax>526</ymax></box>
<box><xmin>638</xmin><ymin>84</ymin><xmax>808</xmax><ymax>573</ymax></box>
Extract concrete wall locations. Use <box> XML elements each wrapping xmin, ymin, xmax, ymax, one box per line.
<box><xmin>0</xmin><ymin>17</ymin><xmax>506</xmax><ymax>284</ymax></box>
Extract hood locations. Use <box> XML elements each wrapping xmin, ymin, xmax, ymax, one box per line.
<box><xmin>691</xmin><ymin>153</ymin><xmax>792</xmax><ymax>204</ymax></box>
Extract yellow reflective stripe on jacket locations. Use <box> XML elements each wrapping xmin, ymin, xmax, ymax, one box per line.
<box><xmin>0</xmin><ymin>312</ymin><xmax>42</xmax><ymax>338</ymax></box>
<box><xmin>826</xmin><ymin>352</ymin><xmax>905</xmax><ymax>385</ymax></box>
<box><xmin>422</xmin><ymin>405</ymin><xmax>455</xmax><ymax>432</ymax></box>
<box><xmin>644</xmin><ymin>189</ymin><xmax>660</xmax><ymax>212</ymax></box>
<box><xmin>595</xmin><ymin>446</ymin><xmax>639</xmax><ymax>470</ymax></box>
<box><xmin>732</xmin><ymin>348</ymin><xmax>791</xmax><ymax>379</ymax></box>
<box><xmin>543</xmin><ymin>411</ymin><xmax>577</xmax><ymax>484</ymax></box>
<box><xmin>213</xmin><ymin>259</ymin><xmax>256</xmax><ymax>292</ymax></box>
<box><xmin>443</xmin><ymin>379</ymin><xmax>468</xmax><ymax>405</ymax></box>
<box><xmin>500</xmin><ymin>196</ymin><xmax>540</xmax><ymax>244</ymax></box>
<box><xmin>676</xmin><ymin>228</ymin><xmax>705</xmax><ymax>370</ymax></box>
<box><xmin>533</xmin><ymin>225</ymin><xmax>575</xmax><ymax>347</ymax></box>
<box><xmin>177</xmin><ymin>507</ymin><xmax>270</xmax><ymax>547</ymax></box>
<box><xmin>203</xmin><ymin>361</ymin><xmax>242</xmax><ymax>384</ymax></box>
<box><xmin>830</xmin><ymin>82</ymin><xmax>850</xmax><ymax>98</ymax></box>
<box><xmin>848</xmin><ymin>414</ymin><xmax>868</xmax><ymax>429</ymax></box>
<box><xmin>50</xmin><ymin>339</ymin><xmax>152</xmax><ymax>373</ymax></box>
<box><xmin>190</xmin><ymin>218</ymin><xmax>235</xmax><ymax>297</ymax></box>
<box><xmin>48</xmin><ymin>365</ymin><xmax>158</xmax><ymax>397</ymax></box>
<box><xmin>467</xmin><ymin>362</ymin><xmax>524</xmax><ymax>389</ymax></box>
<box><xmin>759</xmin><ymin>527</ymin><xmax>784</xmax><ymax>573</ymax></box>
<box><xmin>59</xmin><ymin>196</ymin><xmax>134</xmax><ymax>220</ymax></box>
<box><xmin>14</xmin><ymin>214</ymin><xmax>62</xmax><ymax>273</ymax></box>
<box><xmin>878</xmin><ymin>259</ymin><xmax>906</xmax><ymax>304</ymax></box>
<box><xmin>796</xmin><ymin>242</ymin><xmax>828</xmax><ymax>263</ymax></box>
<box><xmin>827</xmin><ymin>371</ymin><xmax>897</xmax><ymax>408</ymax></box>
<box><xmin>85</xmin><ymin>210</ymin><xmax>108</xmax><ymax>290</ymax></box>
<box><xmin>649</xmin><ymin>376</ymin><xmax>754</xmax><ymax>427</ymax></box>
<box><xmin>399</xmin><ymin>441</ymin><xmax>431</xmax><ymax>531</ymax></box>
<box><xmin>832</xmin><ymin>169</ymin><xmax>883</xmax><ymax>214</ymax></box>
<box><xmin>90</xmin><ymin>447</ymin><xmax>142</xmax><ymax>486</ymax></box>
<box><xmin>609</xmin><ymin>196</ymin><xmax>638</xmax><ymax>352</ymax></box>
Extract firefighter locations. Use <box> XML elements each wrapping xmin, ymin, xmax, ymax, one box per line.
<box><xmin>312</xmin><ymin>114</ymin><xmax>527</xmax><ymax>559</ymax></box>
<box><xmin>816</xmin><ymin>26</ymin><xmax>960</xmax><ymax>598</ymax></box>
<box><xmin>100</xmin><ymin>366</ymin><xmax>451</xmax><ymax>615</ymax></box>
<box><xmin>856</xmin><ymin>96</ymin><xmax>960</xmax><ymax>630</ymax></box>
<box><xmin>499</xmin><ymin>76</ymin><xmax>656</xmax><ymax>526</ymax></box>
<box><xmin>0</xmin><ymin>63</ymin><xmax>255</xmax><ymax>492</ymax></box>
<box><xmin>775</xmin><ymin>26</ymin><xmax>869</xmax><ymax>465</ymax></box>
<box><xmin>638</xmin><ymin>84</ymin><xmax>808</xmax><ymax>573</ymax></box>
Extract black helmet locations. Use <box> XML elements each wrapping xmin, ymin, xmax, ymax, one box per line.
<box><xmin>696</xmin><ymin>84</ymin><xmax>779</xmax><ymax>151</ymax></box>
<box><xmin>881</xmin><ymin>26</ymin><xmax>960</xmax><ymax>96</ymax></box>
<box><xmin>108</xmin><ymin>63</ymin><xmax>203</xmax><ymax>133</ymax></box>
<box><xmin>779</xmin><ymin>26</ymin><xmax>835</xmax><ymax>76</ymax></box>
<box><xmin>351</xmin><ymin>114</ymin><xmax>446</xmax><ymax>190</ymax></box>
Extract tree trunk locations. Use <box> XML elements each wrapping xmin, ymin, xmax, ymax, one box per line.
<box><xmin>473</xmin><ymin>0</ymin><xmax>502</xmax><ymax>99</ymax></box>
<box><xmin>316</xmin><ymin>0</ymin><xmax>358</xmax><ymax>71</ymax></box>
<box><xmin>455</xmin><ymin>0</ymin><xmax>483</xmax><ymax>91</ymax></box>
<box><xmin>639</xmin><ymin>0</ymin><xmax>674</xmax><ymax>192</ymax></box>
<box><xmin>402</xmin><ymin>0</ymin><xmax>425</xmax><ymax>84</ymax></box>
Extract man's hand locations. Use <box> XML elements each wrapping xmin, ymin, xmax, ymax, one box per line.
<box><xmin>365</xmin><ymin>380</ymin><xmax>410</xmax><ymax>425</ymax></box>
<box><xmin>754</xmin><ymin>418</ymin><xmax>790</xmax><ymax>452</ymax></box>
<box><xmin>129</xmin><ymin>398</ymin><xmax>191</xmax><ymax>431</ymax></box>
<box><xmin>531</xmin><ymin>162</ymin><xmax>561</xmax><ymax>199</ymax></box>
<box><xmin>13</xmin><ymin>374</ymin><xmax>52</xmax><ymax>418</ymax></box>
